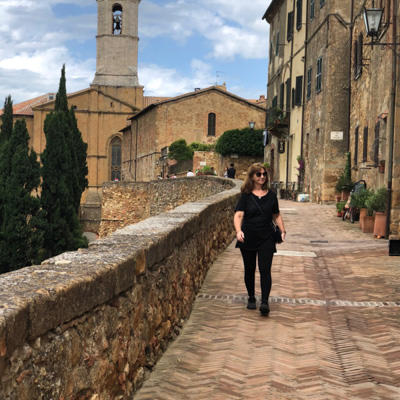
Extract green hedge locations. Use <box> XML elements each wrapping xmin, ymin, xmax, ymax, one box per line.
<box><xmin>215</xmin><ymin>128</ymin><xmax>264</xmax><ymax>157</ymax></box>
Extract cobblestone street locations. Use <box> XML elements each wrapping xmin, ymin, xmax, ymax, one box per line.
<box><xmin>134</xmin><ymin>200</ymin><xmax>400</xmax><ymax>400</ymax></box>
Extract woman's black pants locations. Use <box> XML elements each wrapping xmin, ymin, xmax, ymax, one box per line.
<box><xmin>240</xmin><ymin>246</ymin><xmax>274</xmax><ymax>303</ymax></box>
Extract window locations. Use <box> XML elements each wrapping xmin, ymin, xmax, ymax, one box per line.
<box><xmin>316</xmin><ymin>57</ymin><xmax>323</xmax><ymax>93</ymax></box>
<box><xmin>275</xmin><ymin>32</ymin><xmax>280</xmax><ymax>56</ymax></box>
<box><xmin>110</xmin><ymin>136</ymin><xmax>122</xmax><ymax>181</ymax></box>
<box><xmin>269</xmin><ymin>40</ymin><xmax>272</xmax><ymax>62</ymax></box>
<box><xmin>208</xmin><ymin>113</ymin><xmax>216</xmax><ymax>136</ymax></box>
<box><xmin>354</xmin><ymin>34</ymin><xmax>363</xmax><ymax>79</ymax></box>
<box><xmin>310</xmin><ymin>0</ymin><xmax>315</xmax><ymax>20</ymax></box>
<box><xmin>354</xmin><ymin>127</ymin><xmax>359</xmax><ymax>165</ymax></box>
<box><xmin>307</xmin><ymin>67</ymin><xmax>312</xmax><ymax>100</ymax></box>
<box><xmin>291</xmin><ymin>88</ymin><xmax>295</xmax><ymax>109</ymax></box>
<box><xmin>305</xmin><ymin>133</ymin><xmax>310</xmax><ymax>158</ymax></box>
<box><xmin>272</xmin><ymin>96</ymin><xmax>278</xmax><ymax>108</ymax></box>
<box><xmin>320</xmin><ymin>0</ymin><xmax>325</xmax><ymax>8</ymax></box>
<box><xmin>285</xmin><ymin>78</ymin><xmax>291</xmax><ymax>112</ymax></box>
<box><xmin>374</xmin><ymin>122</ymin><xmax>380</xmax><ymax>165</ymax></box>
<box><xmin>295</xmin><ymin>76</ymin><xmax>303</xmax><ymax>106</ymax></box>
<box><xmin>112</xmin><ymin>4</ymin><xmax>123</xmax><ymax>35</ymax></box>
<box><xmin>363</xmin><ymin>127</ymin><xmax>368</xmax><ymax>162</ymax></box>
<box><xmin>287</xmin><ymin>12</ymin><xmax>294</xmax><ymax>41</ymax></box>
<box><xmin>296</xmin><ymin>0</ymin><xmax>303</xmax><ymax>30</ymax></box>
<box><xmin>279</xmin><ymin>83</ymin><xmax>285</xmax><ymax>110</ymax></box>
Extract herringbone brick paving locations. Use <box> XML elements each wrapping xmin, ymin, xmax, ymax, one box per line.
<box><xmin>134</xmin><ymin>200</ymin><xmax>400</xmax><ymax>399</ymax></box>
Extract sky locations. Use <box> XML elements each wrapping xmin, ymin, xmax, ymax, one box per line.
<box><xmin>0</xmin><ymin>0</ymin><xmax>271</xmax><ymax>104</ymax></box>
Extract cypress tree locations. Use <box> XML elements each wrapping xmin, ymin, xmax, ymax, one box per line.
<box><xmin>0</xmin><ymin>120</ymin><xmax>44</xmax><ymax>273</ymax></box>
<box><xmin>0</xmin><ymin>96</ymin><xmax>14</xmax><ymax>231</ymax></box>
<box><xmin>0</xmin><ymin>95</ymin><xmax>13</xmax><ymax>144</ymax></box>
<box><xmin>41</xmin><ymin>65</ymin><xmax>88</xmax><ymax>258</ymax></box>
<box><xmin>69</xmin><ymin>107</ymin><xmax>88</xmax><ymax>211</ymax></box>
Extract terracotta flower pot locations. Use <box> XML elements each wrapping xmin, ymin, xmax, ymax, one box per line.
<box><xmin>359</xmin><ymin>208</ymin><xmax>367</xmax><ymax>230</ymax></box>
<box><xmin>373</xmin><ymin>212</ymin><xmax>387</xmax><ymax>238</ymax></box>
<box><xmin>362</xmin><ymin>215</ymin><xmax>375</xmax><ymax>233</ymax></box>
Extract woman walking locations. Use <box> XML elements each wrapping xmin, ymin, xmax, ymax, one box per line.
<box><xmin>234</xmin><ymin>163</ymin><xmax>286</xmax><ymax>315</ymax></box>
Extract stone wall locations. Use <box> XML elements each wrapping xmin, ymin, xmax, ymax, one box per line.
<box><xmin>99</xmin><ymin>176</ymin><xmax>234</xmax><ymax>237</ymax></box>
<box><xmin>193</xmin><ymin>151</ymin><xmax>263</xmax><ymax>180</ymax></box>
<box><xmin>0</xmin><ymin>178</ymin><xmax>241</xmax><ymax>400</ymax></box>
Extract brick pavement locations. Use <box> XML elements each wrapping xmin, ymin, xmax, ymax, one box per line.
<box><xmin>134</xmin><ymin>200</ymin><xmax>400</xmax><ymax>400</ymax></box>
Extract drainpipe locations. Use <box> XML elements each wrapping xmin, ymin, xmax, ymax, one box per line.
<box><xmin>135</xmin><ymin>120</ymin><xmax>138</xmax><ymax>182</ymax></box>
<box><xmin>301</xmin><ymin>0</ymin><xmax>310</xmax><ymax>190</ymax></box>
<box><xmin>347</xmin><ymin>0</ymin><xmax>355</xmax><ymax>153</ymax></box>
<box><xmin>387</xmin><ymin>0</ymin><xmax>397</xmax><ymax>239</ymax></box>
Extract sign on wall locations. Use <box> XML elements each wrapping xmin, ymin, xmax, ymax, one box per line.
<box><xmin>330</xmin><ymin>131</ymin><xmax>343</xmax><ymax>141</ymax></box>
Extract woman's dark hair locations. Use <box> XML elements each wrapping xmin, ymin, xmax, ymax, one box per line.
<box><xmin>241</xmin><ymin>163</ymin><xmax>269</xmax><ymax>194</ymax></box>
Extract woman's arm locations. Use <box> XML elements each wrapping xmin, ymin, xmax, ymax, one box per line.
<box><xmin>234</xmin><ymin>211</ymin><xmax>245</xmax><ymax>242</ymax></box>
<box><xmin>273</xmin><ymin>213</ymin><xmax>286</xmax><ymax>242</ymax></box>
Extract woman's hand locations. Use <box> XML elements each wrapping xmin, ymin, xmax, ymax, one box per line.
<box><xmin>236</xmin><ymin>230</ymin><xmax>245</xmax><ymax>242</ymax></box>
<box><xmin>281</xmin><ymin>231</ymin><xmax>286</xmax><ymax>242</ymax></box>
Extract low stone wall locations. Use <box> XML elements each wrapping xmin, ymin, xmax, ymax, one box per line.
<box><xmin>99</xmin><ymin>176</ymin><xmax>234</xmax><ymax>237</ymax></box>
<box><xmin>0</xmin><ymin>178</ymin><xmax>241</xmax><ymax>400</ymax></box>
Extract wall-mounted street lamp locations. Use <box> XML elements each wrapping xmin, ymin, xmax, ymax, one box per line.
<box><xmin>363</xmin><ymin>4</ymin><xmax>384</xmax><ymax>41</ymax></box>
<box><xmin>249</xmin><ymin>121</ymin><xmax>255</xmax><ymax>130</ymax></box>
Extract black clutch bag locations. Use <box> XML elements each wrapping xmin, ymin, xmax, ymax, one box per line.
<box><xmin>272</xmin><ymin>223</ymin><xmax>283</xmax><ymax>244</ymax></box>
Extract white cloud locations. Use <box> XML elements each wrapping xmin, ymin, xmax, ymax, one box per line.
<box><xmin>140</xmin><ymin>59</ymin><xmax>215</xmax><ymax>97</ymax></box>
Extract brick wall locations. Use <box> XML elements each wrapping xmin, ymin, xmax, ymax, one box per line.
<box><xmin>0</xmin><ymin>178</ymin><xmax>241</xmax><ymax>399</ymax></box>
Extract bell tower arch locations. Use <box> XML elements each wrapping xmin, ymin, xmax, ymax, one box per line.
<box><xmin>92</xmin><ymin>0</ymin><xmax>141</xmax><ymax>87</ymax></box>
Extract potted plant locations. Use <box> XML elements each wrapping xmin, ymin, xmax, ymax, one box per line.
<box><xmin>367</xmin><ymin>188</ymin><xmax>388</xmax><ymax>238</ymax></box>
<box><xmin>362</xmin><ymin>191</ymin><xmax>375</xmax><ymax>233</ymax></box>
<box><xmin>336</xmin><ymin>201</ymin><xmax>346</xmax><ymax>217</ymax></box>
<box><xmin>335</xmin><ymin>153</ymin><xmax>353</xmax><ymax>201</ymax></box>
<box><xmin>350</xmin><ymin>187</ymin><xmax>371</xmax><ymax>229</ymax></box>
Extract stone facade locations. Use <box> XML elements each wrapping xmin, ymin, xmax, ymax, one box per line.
<box><xmin>99</xmin><ymin>176</ymin><xmax>234</xmax><ymax>237</ymax></box>
<box><xmin>302</xmin><ymin>0</ymin><xmax>351</xmax><ymax>202</ymax></box>
<box><xmin>122</xmin><ymin>86</ymin><xmax>266</xmax><ymax>182</ymax></box>
<box><xmin>92</xmin><ymin>0</ymin><xmax>141</xmax><ymax>87</ymax></box>
<box><xmin>0</xmin><ymin>177</ymin><xmax>240</xmax><ymax>399</ymax></box>
<box><xmin>263</xmin><ymin>0</ymin><xmax>306</xmax><ymax>188</ymax></box>
<box><xmin>350</xmin><ymin>0</ymin><xmax>400</xmax><ymax>237</ymax></box>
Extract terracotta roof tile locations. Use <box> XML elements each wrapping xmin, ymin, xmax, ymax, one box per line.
<box><xmin>0</xmin><ymin>93</ymin><xmax>56</xmax><ymax>117</ymax></box>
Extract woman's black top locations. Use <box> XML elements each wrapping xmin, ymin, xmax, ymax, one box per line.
<box><xmin>235</xmin><ymin>191</ymin><xmax>280</xmax><ymax>252</ymax></box>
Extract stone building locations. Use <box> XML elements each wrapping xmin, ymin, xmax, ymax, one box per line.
<box><xmin>302</xmin><ymin>0</ymin><xmax>352</xmax><ymax>203</ymax></box>
<box><xmin>263</xmin><ymin>0</ymin><xmax>307</xmax><ymax>187</ymax></box>
<box><xmin>121</xmin><ymin>85</ymin><xmax>266</xmax><ymax>181</ymax></box>
<box><xmin>349</xmin><ymin>0</ymin><xmax>400</xmax><ymax>238</ymax></box>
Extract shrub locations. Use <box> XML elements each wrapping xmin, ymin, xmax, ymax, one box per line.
<box><xmin>168</xmin><ymin>139</ymin><xmax>194</xmax><ymax>161</ymax></box>
<box><xmin>335</xmin><ymin>152</ymin><xmax>353</xmax><ymax>192</ymax></box>
<box><xmin>350</xmin><ymin>187</ymin><xmax>372</xmax><ymax>209</ymax></box>
<box><xmin>215</xmin><ymin>128</ymin><xmax>264</xmax><ymax>157</ymax></box>
<box><xmin>189</xmin><ymin>142</ymin><xmax>214</xmax><ymax>152</ymax></box>
<box><xmin>336</xmin><ymin>201</ymin><xmax>346</xmax><ymax>212</ymax></box>
<box><xmin>365</xmin><ymin>188</ymin><xmax>388</xmax><ymax>213</ymax></box>
<box><xmin>198</xmin><ymin>165</ymin><xmax>215</xmax><ymax>175</ymax></box>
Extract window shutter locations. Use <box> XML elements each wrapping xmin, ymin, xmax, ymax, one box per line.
<box><xmin>286</xmin><ymin>79</ymin><xmax>291</xmax><ymax>112</ymax></box>
<box><xmin>307</xmin><ymin>68</ymin><xmax>312</xmax><ymax>99</ymax></box>
<box><xmin>296</xmin><ymin>0</ymin><xmax>302</xmax><ymax>30</ymax></box>
<box><xmin>272</xmin><ymin>96</ymin><xmax>278</xmax><ymax>108</ymax></box>
<box><xmin>292</xmin><ymin>89</ymin><xmax>295</xmax><ymax>109</ymax></box>
<box><xmin>287</xmin><ymin>12</ymin><xmax>294</xmax><ymax>41</ymax></box>
<box><xmin>374</xmin><ymin>122</ymin><xmax>380</xmax><ymax>165</ymax></box>
<box><xmin>310</xmin><ymin>0</ymin><xmax>315</xmax><ymax>20</ymax></box>
<box><xmin>295</xmin><ymin>76</ymin><xmax>303</xmax><ymax>106</ymax></box>
<box><xmin>363</xmin><ymin>127</ymin><xmax>368</xmax><ymax>162</ymax></box>
<box><xmin>354</xmin><ymin>127</ymin><xmax>359</xmax><ymax>165</ymax></box>
<box><xmin>275</xmin><ymin>32</ymin><xmax>280</xmax><ymax>56</ymax></box>
<box><xmin>280</xmin><ymin>83</ymin><xmax>285</xmax><ymax>110</ymax></box>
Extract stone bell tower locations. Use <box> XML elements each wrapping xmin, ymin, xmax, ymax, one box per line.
<box><xmin>92</xmin><ymin>0</ymin><xmax>141</xmax><ymax>88</ymax></box>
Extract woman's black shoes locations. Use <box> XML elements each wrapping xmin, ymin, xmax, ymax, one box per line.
<box><xmin>260</xmin><ymin>302</ymin><xmax>270</xmax><ymax>316</ymax></box>
<box><xmin>247</xmin><ymin>297</ymin><xmax>257</xmax><ymax>309</ymax></box>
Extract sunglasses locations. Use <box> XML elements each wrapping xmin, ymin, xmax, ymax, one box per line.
<box><xmin>255</xmin><ymin>172</ymin><xmax>268</xmax><ymax>178</ymax></box>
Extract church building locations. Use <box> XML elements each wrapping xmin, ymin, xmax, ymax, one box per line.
<box><xmin>2</xmin><ymin>0</ymin><xmax>266</xmax><ymax>232</ymax></box>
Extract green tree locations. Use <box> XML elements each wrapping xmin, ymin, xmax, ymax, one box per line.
<box><xmin>0</xmin><ymin>96</ymin><xmax>14</xmax><ymax>231</ymax></box>
<box><xmin>41</xmin><ymin>66</ymin><xmax>88</xmax><ymax>258</ymax></box>
<box><xmin>215</xmin><ymin>128</ymin><xmax>264</xmax><ymax>157</ymax></box>
<box><xmin>168</xmin><ymin>139</ymin><xmax>194</xmax><ymax>161</ymax></box>
<box><xmin>0</xmin><ymin>119</ymin><xmax>44</xmax><ymax>273</ymax></box>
